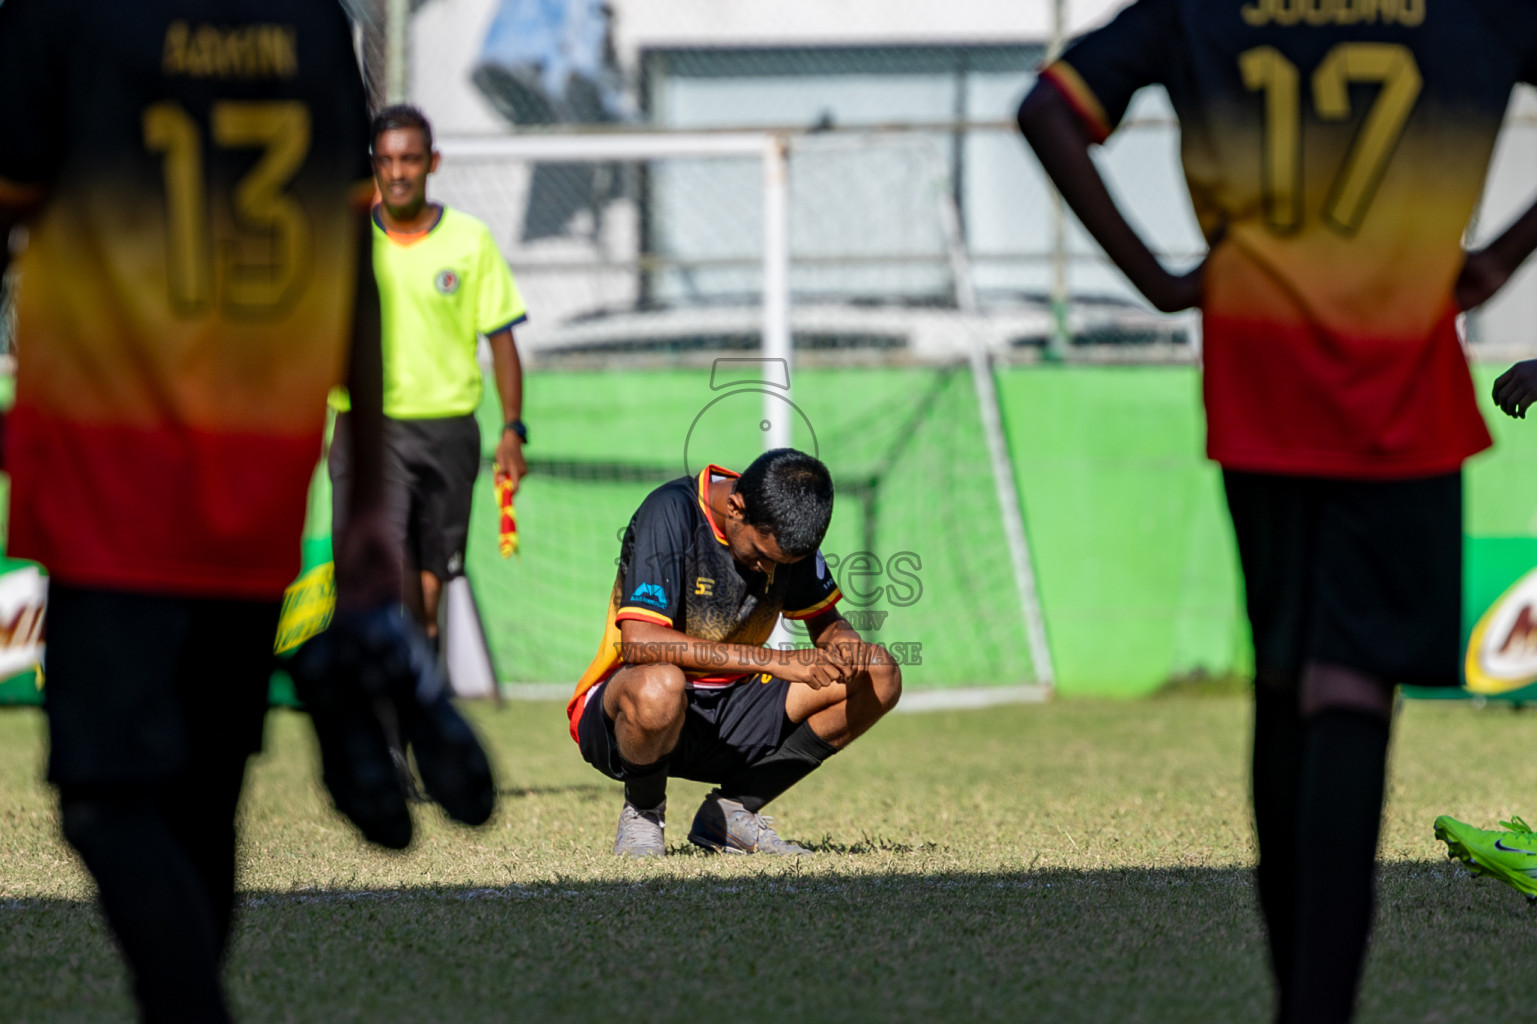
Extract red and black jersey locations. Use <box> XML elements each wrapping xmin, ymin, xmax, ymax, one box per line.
<box><xmin>567</xmin><ymin>465</ymin><xmax>842</xmax><ymax>739</ymax></box>
<box><xmin>0</xmin><ymin>0</ymin><xmax>373</xmax><ymax>596</ymax></box>
<box><xmin>1045</xmin><ymin>0</ymin><xmax>1537</xmax><ymax>478</ymax></box>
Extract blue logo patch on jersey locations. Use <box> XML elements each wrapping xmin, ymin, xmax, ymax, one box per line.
<box><xmin>630</xmin><ymin>583</ymin><xmax>668</xmax><ymax>609</ymax></box>
<box><xmin>434</xmin><ymin>269</ymin><xmax>460</xmax><ymax>294</ymax></box>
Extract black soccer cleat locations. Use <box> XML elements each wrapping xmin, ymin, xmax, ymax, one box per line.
<box><xmin>289</xmin><ymin>627</ymin><xmax>413</xmax><ymax>850</ymax></box>
<box><xmin>399</xmin><ymin>685</ymin><xmax>496</xmax><ymax>826</ymax></box>
<box><xmin>339</xmin><ymin>606</ymin><xmax>497</xmax><ymax>828</ymax></box>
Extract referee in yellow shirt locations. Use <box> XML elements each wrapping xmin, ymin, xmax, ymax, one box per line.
<box><xmin>331</xmin><ymin>104</ymin><xmax>528</xmax><ymax>646</ymax></box>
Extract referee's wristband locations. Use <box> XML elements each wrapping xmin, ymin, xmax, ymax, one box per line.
<box><xmin>503</xmin><ymin>419</ymin><xmax>528</xmax><ymax>443</ymax></box>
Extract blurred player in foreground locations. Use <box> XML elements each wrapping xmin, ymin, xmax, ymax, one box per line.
<box><xmin>0</xmin><ymin>1</ymin><xmax>399</xmax><ymax>1020</ymax></box>
<box><xmin>1019</xmin><ymin>2</ymin><xmax>1537</xmax><ymax>1020</ymax></box>
<box><xmin>329</xmin><ymin>104</ymin><xmax>529</xmax><ymax>651</ymax></box>
<box><xmin>568</xmin><ymin>449</ymin><xmax>901</xmax><ymax>856</ymax></box>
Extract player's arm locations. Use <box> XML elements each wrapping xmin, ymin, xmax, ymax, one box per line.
<box><xmin>488</xmin><ymin>326</ymin><xmax>527</xmax><ymax>490</ymax></box>
<box><xmin>0</xmin><ymin>187</ymin><xmax>45</xmax><ymax>281</ymax></box>
<box><xmin>804</xmin><ymin>609</ymin><xmax>895</xmax><ymax>680</ymax></box>
<box><xmin>1017</xmin><ymin>81</ymin><xmax>1203</xmax><ymax>314</ymax></box>
<box><xmin>0</xmin><ymin>194</ymin><xmax>41</xmax><ymax>469</ymax></box>
<box><xmin>1482</xmin><ymin>205</ymin><xmax>1537</xmax><ymax>418</ymax></box>
<box><xmin>616</xmin><ymin>617</ymin><xmax>847</xmax><ymax>689</ymax></box>
<box><xmin>1457</xmin><ymin>200</ymin><xmax>1537</xmax><ymax>312</ymax></box>
<box><xmin>332</xmin><ymin>207</ymin><xmax>402</xmax><ymax>611</ymax></box>
<box><xmin>477</xmin><ymin>223</ymin><xmax>529</xmax><ymax>493</ymax></box>
<box><xmin>0</xmin><ymin>0</ymin><xmax>60</xmax><ymax>284</ymax></box>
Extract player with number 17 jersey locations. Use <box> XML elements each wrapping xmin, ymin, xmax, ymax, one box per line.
<box><xmin>1043</xmin><ymin>0</ymin><xmax>1537</xmax><ymax>478</ymax></box>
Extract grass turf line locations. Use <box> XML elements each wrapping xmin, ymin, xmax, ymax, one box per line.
<box><xmin>2</xmin><ymin>697</ymin><xmax>1536</xmax><ymax>1022</ymax></box>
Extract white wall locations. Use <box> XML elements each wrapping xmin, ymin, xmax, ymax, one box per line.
<box><xmin>608</xmin><ymin>0</ymin><xmax>1126</xmax><ymax>54</ymax></box>
<box><xmin>408</xmin><ymin>0</ymin><xmax>1131</xmax><ymax>135</ymax></box>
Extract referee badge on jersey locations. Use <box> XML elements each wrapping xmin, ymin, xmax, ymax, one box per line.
<box><xmin>434</xmin><ymin>269</ymin><xmax>461</xmax><ymax>295</ymax></box>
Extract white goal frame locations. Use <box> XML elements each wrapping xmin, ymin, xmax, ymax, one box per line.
<box><xmin>437</xmin><ymin>129</ymin><xmax>1056</xmax><ymax>697</ymax></box>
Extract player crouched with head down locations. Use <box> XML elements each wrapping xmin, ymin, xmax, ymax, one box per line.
<box><xmin>568</xmin><ymin>449</ymin><xmax>901</xmax><ymax>856</ymax></box>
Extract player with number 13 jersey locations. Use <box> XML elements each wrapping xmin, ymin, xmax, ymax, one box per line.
<box><xmin>0</xmin><ymin>0</ymin><xmax>375</xmax><ymax>596</ymax></box>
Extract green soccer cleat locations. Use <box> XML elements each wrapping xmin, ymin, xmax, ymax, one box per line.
<box><xmin>1434</xmin><ymin>814</ymin><xmax>1537</xmax><ymax>900</ymax></box>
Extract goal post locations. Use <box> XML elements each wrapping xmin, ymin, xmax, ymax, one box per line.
<box><xmin>433</xmin><ymin>128</ymin><xmax>1057</xmax><ymax>700</ymax></box>
<box><xmin>438</xmin><ymin>129</ymin><xmax>794</xmax><ymax>452</ymax></box>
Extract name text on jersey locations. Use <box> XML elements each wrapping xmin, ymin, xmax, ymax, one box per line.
<box><xmin>1241</xmin><ymin>0</ymin><xmax>1424</xmax><ymax>27</ymax></box>
<box><xmin>162</xmin><ymin>22</ymin><xmax>298</xmax><ymax>80</ymax></box>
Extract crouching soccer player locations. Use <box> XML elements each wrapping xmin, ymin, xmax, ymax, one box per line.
<box><xmin>568</xmin><ymin>449</ymin><xmax>901</xmax><ymax>856</ymax></box>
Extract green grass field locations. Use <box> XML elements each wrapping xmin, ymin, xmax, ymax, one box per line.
<box><xmin>3</xmin><ymin>695</ymin><xmax>1536</xmax><ymax>1023</ymax></box>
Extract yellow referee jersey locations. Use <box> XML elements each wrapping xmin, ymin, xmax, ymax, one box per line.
<box><xmin>334</xmin><ymin>204</ymin><xmax>527</xmax><ymax>419</ymax></box>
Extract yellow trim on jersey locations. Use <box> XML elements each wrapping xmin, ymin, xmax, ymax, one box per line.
<box><xmin>614</xmin><ymin>606</ymin><xmax>673</xmax><ymax>627</ymax></box>
<box><xmin>1043</xmin><ymin>61</ymin><xmax>1112</xmax><ymax>143</ymax></box>
<box><xmin>783</xmin><ymin>588</ymin><xmax>843</xmax><ymax>621</ymax></box>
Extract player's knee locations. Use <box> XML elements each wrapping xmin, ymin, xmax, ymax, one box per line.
<box><xmin>60</xmin><ymin>799</ymin><xmax>101</xmax><ymax>853</ymax></box>
<box><xmin>59</xmin><ymin>793</ymin><xmax>140</xmax><ymax>858</ymax></box>
<box><xmin>624</xmin><ymin>665</ymin><xmax>687</xmax><ymax>730</ymax></box>
<box><xmin>1301</xmin><ymin>662</ymin><xmax>1392</xmax><ymax>721</ymax></box>
<box><xmin>868</xmin><ymin>659</ymin><xmax>902</xmax><ymax>714</ymax></box>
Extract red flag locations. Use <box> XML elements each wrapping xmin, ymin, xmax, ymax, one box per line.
<box><xmin>494</xmin><ymin>470</ymin><xmax>518</xmax><ymax>558</ymax></box>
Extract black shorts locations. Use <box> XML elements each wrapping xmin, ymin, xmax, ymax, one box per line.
<box><xmin>331</xmin><ymin>413</ymin><xmax>481</xmax><ymax>580</ymax></box>
<box><xmin>577</xmin><ymin>674</ymin><xmax>795</xmax><ymax>784</ymax></box>
<box><xmin>44</xmin><ymin>585</ymin><xmax>281</xmax><ymax>787</ymax></box>
<box><xmin>1223</xmin><ymin>469</ymin><xmax>1463</xmax><ymax>688</ymax></box>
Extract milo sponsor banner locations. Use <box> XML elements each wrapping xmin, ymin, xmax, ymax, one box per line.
<box><xmin>1405</xmin><ymin>537</ymin><xmax>1537</xmax><ymax>704</ymax></box>
<box><xmin>0</xmin><ymin>559</ymin><xmax>47</xmax><ymax>705</ymax></box>
<box><xmin>1447</xmin><ymin>536</ymin><xmax>1537</xmax><ymax>702</ymax></box>
<box><xmin>1464</xmin><ymin>567</ymin><xmax>1537</xmax><ymax>697</ymax></box>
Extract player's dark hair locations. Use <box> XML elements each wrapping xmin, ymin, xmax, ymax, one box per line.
<box><xmin>734</xmin><ymin>449</ymin><xmax>833</xmax><ymax>559</ymax></box>
<box><xmin>371</xmin><ymin>104</ymin><xmax>433</xmax><ymax>153</ymax></box>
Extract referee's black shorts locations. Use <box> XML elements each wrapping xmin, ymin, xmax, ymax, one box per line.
<box><xmin>331</xmin><ymin>412</ymin><xmax>481</xmax><ymax>581</ymax></box>
<box><xmin>1223</xmin><ymin>469</ymin><xmax>1463</xmax><ymax>688</ymax></box>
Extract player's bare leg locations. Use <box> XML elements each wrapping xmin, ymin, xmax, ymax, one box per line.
<box><xmin>784</xmin><ymin>656</ymin><xmax>904</xmax><ymax>748</ymax></box>
<box><xmin>603</xmin><ymin>663</ymin><xmax>687</xmax><ymax>856</ymax></box>
<box><xmin>604</xmin><ymin>662</ymin><xmax>688</xmax><ymax>764</ymax></box>
<box><xmin>418</xmin><ymin>569</ymin><xmax>441</xmax><ymax>643</ymax></box>
<box><xmin>1251</xmin><ymin>669</ymin><xmax>1303</xmax><ymax>1011</ymax></box>
<box><xmin>1283</xmin><ymin>662</ymin><xmax>1393</xmax><ymax>1024</ymax></box>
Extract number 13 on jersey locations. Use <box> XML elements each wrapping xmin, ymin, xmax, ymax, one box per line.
<box><xmin>143</xmin><ymin>100</ymin><xmax>312</xmax><ymax>316</ymax></box>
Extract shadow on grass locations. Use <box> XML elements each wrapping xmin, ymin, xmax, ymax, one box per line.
<box><xmin>495</xmin><ymin>782</ymin><xmax>610</xmax><ymax>800</ymax></box>
<box><xmin>5</xmin><ymin>860</ymin><xmax>1536</xmax><ymax>1023</ymax></box>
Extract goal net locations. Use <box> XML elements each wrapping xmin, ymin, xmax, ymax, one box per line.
<box><xmin>428</xmin><ymin>131</ymin><xmax>1055</xmax><ymax>695</ymax></box>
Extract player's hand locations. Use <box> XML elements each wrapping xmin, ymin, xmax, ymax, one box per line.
<box><xmin>776</xmin><ymin>648</ymin><xmax>845</xmax><ymax>690</ymax></box>
<box><xmin>494</xmin><ymin>432</ymin><xmax>526</xmax><ymax>496</ymax></box>
<box><xmin>332</xmin><ymin>506</ymin><xmax>402</xmax><ymax>612</ymax></box>
<box><xmin>1494</xmin><ymin>360</ymin><xmax>1537</xmax><ymax>419</ymax></box>
<box><xmin>1456</xmin><ymin>248</ymin><xmax>1513</xmax><ymax>312</ymax></box>
<box><xmin>823</xmin><ymin>640</ymin><xmax>896</xmax><ymax>683</ymax></box>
